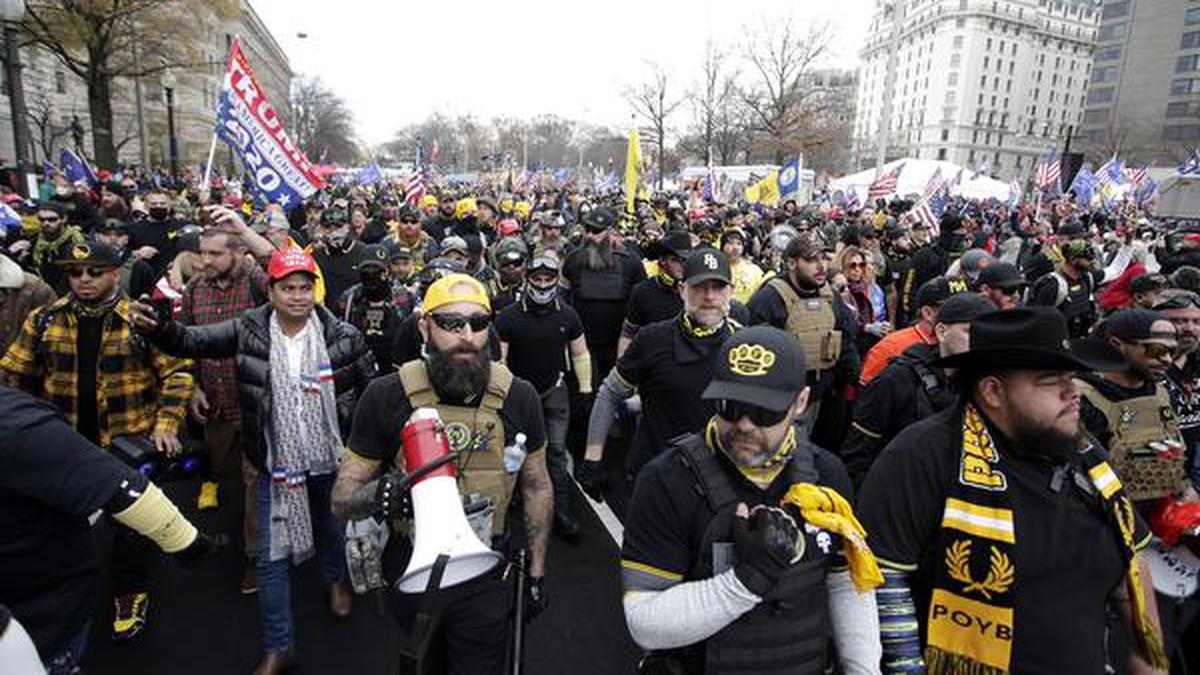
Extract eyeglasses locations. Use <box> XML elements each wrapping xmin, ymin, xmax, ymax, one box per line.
<box><xmin>429</xmin><ymin>312</ymin><xmax>491</xmax><ymax>333</ymax></box>
<box><xmin>401</xmin><ymin>218</ymin><xmax>420</xmax><ymax>225</ymax></box>
<box><xmin>1139</xmin><ymin>341</ymin><xmax>1176</xmax><ymax>360</ymax></box>
<box><xmin>845</xmin><ymin>261</ymin><xmax>866</xmax><ymax>270</ymax></box>
<box><xmin>715</xmin><ymin>399</ymin><xmax>790</xmax><ymax>427</ymax></box>
<box><xmin>67</xmin><ymin>267</ymin><xmax>108</xmax><ymax>279</ymax></box>
<box><xmin>39</xmin><ymin>215</ymin><xmax>60</xmax><ymax>223</ymax></box>
<box><xmin>1155</xmin><ymin>292</ymin><xmax>1200</xmax><ymax>311</ymax></box>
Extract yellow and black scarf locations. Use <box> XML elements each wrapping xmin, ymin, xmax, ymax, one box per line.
<box><xmin>925</xmin><ymin>403</ymin><xmax>1167</xmax><ymax>674</ymax></box>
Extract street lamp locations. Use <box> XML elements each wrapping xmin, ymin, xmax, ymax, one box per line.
<box><xmin>161</xmin><ymin>68</ymin><xmax>179</xmax><ymax>180</ymax></box>
<box><xmin>0</xmin><ymin>0</ymin><xmax>31</xmax><ymax>195</ymax></box>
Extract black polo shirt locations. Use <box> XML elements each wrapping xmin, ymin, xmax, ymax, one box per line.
<box><xmin>495</xmin><ymin>300</ymin><xmax>583</xmax><ymax>394</ymax></box>
<box><xmin>623</xmin><ymin>436</ymin><xmax>852</xmax><ymax>584</ymax></box>
<box><xmin>127</xmin><ymin>218</ymin><xmax>185</xmax><ymax>279</ymax></box>
<box><xmin>616</xmin><ymin>316</ymin><xmax>734</xmax><ymax>475</ymax></box>
<box><xmin>625</xmin><ymin>277</ymin><xmax>683</xmax><ymax>330</ymax></box>
<box><xmin>858</xmin><ymin>404</ymin><xmax>1150</xmax><ymax>675</ymax></box>
<box><xmin>0</xmin><ymin>386</ymin><xmax>133</xmax><ymax>655</ymax></box>
<box><xmin>348</xmin><ymin>370</ymin><xmax>547</xmax><ymax>467</ymax></box>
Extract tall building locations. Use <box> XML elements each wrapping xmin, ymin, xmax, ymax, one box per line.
<box><xmin>0</xmin><ymin>0</ymin><xmax>291</xmax><ymax>172</ymax></box>
<box><xmin>1080</xmin><ymin>0</ymin><xmax>1200</xmax><ymax>165</ymax></box>
<box><xmin>852</xmin><ymin>0</ymin><xmax>1100</xmax><ymax>181</ymax></box>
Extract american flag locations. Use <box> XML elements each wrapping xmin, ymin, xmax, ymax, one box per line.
<box><xmin>922</xmin><ymin>168</ymin><xmax>945</xmax><ymax>201</ymax></box>
<box><xmin>404</xmin><ymin>170</ymin><xmax>425</xmax><ymax>205</ymax></box>
<box><xmin>867</xmin><ymin>162</ymin><xmax>904</xmax><ymax>202</ymax></box>
<box><xmin>914</xmin><ymin>184</ymin><xmax>949</xmax><ymax>235</ymax></box>
<box><xmin>1036</xmin><ymin>150</ymin><xmax>1060</xmax><ymax>192</ymax></box>
<box><xmin>1126</xmin><ymin>164</ymin><xmax>1149</xmax><ymax>188</ymax></box>
<box><xmin>1096</xmin><ymin>155</ymin><xmax>1125</xmax><ymax>188</ymax></box>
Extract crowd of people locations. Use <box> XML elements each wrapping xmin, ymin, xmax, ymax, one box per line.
<box><xmin>2</xmin><ymin>167</ymin><xmax>1200</xmax><ymax>674</ymax></box>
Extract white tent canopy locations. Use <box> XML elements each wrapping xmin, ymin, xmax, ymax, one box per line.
<box><xmin>829</xmin><ymin>158</ymin><xmax>1015</xmax><ymax>203</ymax></box>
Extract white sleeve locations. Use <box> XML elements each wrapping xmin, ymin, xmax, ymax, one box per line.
<box><xmin>623</xmin><ymin>569</ymin><xmax>760</xmax><ymax>650</ymax></box>
<box><xmin>827</xmin><ymin>569</ymin><xmax>883</xmax><ymax>675</ymax></box>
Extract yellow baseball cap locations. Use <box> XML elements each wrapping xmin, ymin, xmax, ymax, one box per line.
<box><xmin>420</xmin><ymin>194</ymin><xmax>438</xmax><ymax>208</ymax></box>
<box><xmin>454</xmin><ymin>198</ymin><xmax>477</xmax><ymax>220</ymax></box>
<box><xmin>423</xmin><ymin>273</ymin><xmax>491</xmax><ymax>313</ymax></box>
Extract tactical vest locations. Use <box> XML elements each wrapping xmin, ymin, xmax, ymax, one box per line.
<box><xmin>670</xmin><ymin>434</ymin><xmax>831</xmax><ymax>675</ymax></box>
<box><xmin>576</xmin><ymin>257</ymin><xmax>628</xmax><ymax>301</ymax></box>
<box><xmin>397</xmin><ymin>360</ymin><xmax>514</xmax><ymax>536</ymax></box>
<box><xmin>1075</xmin><ymin>379</ymin><xmax>1187</xmax><ymax>502</ymax></box>
<box><xmin>767</xmin><ymin>278</ymin><xmax>840</xmax><ymax>372</ymax></box>
<box><xmin>893</xmin><ymin>350</ymin><xmax>948</xmax><ymax>421</ymax></box>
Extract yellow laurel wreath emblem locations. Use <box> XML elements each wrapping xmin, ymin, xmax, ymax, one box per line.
<box><xmin>946</xmin><ymin>539</ymin><xmax>1014</xmax><ymax>600</ymax></box>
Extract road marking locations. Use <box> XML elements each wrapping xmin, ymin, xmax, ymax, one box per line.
<box><xmin>567</xmin><ymin>455</ymin><xmax>624</xmax><ymax>548</ymax></box>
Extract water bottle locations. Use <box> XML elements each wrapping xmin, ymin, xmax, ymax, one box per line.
<box><xmin>504</xmin><ymin>433</ymin><xmax>528</xmax><ymax>474</ymax></box>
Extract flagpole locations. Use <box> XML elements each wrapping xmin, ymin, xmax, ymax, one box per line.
<box><xmin>202</xmin><ymin>133</ymin><xmax>218</xmax><ymax>192</ymax></box>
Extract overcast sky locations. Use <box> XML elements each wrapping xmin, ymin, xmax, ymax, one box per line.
<box><xmin>253</xmin><ymin>0</ymin><xmax>876</xmax><ymax>145</ymax></box>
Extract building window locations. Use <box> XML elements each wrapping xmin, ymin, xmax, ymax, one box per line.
<box><xmin>951</xmin><ymin>53</ymin><xmax>962</xmax><ymax>67</ymax></box>
<box><xmin>1166</xmin><ymin>101</ymin><xmax>1197</xmax><ymax>118</ymax></box>
<box><xmin>1180</xmin><ymin>55</ymin><xmax>1200</xmax><ymax>74</ymax></box>
<box><xmin>1189</xmin><ymin>8</ymin><xmax>1200</xmax><ymax>26</ymax></box>
<box><xmin>1164</xmin><ymin>125</ymin><xmax>1200</xmax><ymax>142</ymax></box>
<box><xmin>984</xmin><ymin>56</ymin><xmax>990</xmax><ymax>69</ymax></box>
<box><xmin>54</xmin><ymin>71</ymin><xmax>65</xmax><ymax>94</ymax></box>
<box><xmin>1102</xmin><ymin>1</ymin><xmax>1129</xmax><ymax>20</ymax></box>
<box><xmin>1083</xmin><ymin>108</ymin><xmax>1110</xmax><ymax>124</ymax></box>
<box><xmin>1096</xmin><ymin>45</ymin><xmax>1121</xmax><ymax>61</ymax></box>
<box><xmin>948</xmin><ymin>72</ymin><xmax>959</xmax><ymax>86</ymax></box>
<box><xmin>938</xmin><ymin>148</ymin><xmax>948</xmax><ymax>160</ymax></box>
<box><xmin>1093</xmin><ymin>66</ymin><xmax>1119</xmax><ymax>82</ymax></box>
<box><xmin>1087</xmin><ymin>87</ymin><xmax>1115</xmax><ymax>103</ymax></box>
<box><xmin>1171</xmin><ymin>78</ymin><xmax>1199</xmax><ymax>96</ymax></box>
<box><xmin>1098</xmin><ymin>22</ymin><xmax>1126</xmax><ymax>40</ymax></box>
<box><xmin>941</xmin><ymin>128</ymin><xmax>949</xmax><ymax>142</ymax></box>
<box><xmin>953</xmin><ymin>35</ymin><xmax>964</xmax><ymax>48</ymax></box>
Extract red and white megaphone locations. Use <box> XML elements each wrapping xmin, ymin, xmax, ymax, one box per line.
<box><xmin>396</xmin><ymin>407</ymin><xmax>503</xmax><ymax>593</ymax></box>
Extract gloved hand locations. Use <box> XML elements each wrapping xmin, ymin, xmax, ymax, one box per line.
<box><xmin>732</xmin><ymin>504</ymin><xmax>802</xmax><ymax>597</ymax></box>
<box><xmin>375</xmin><ymin>471</ymin><xmax>414</xmax><ymax>519</ymax></box>
<box><xmin>575</xmin><ymin>459</ymin><xmax>606</xmax><ymax>503</ymax></box>
<box><xmin>864</xmin><ymin>321</ymin><xmax>892</xmax><ymax>338</ymax></box>
<box><xmin>526</xmin><ymin>576</ymin><xmax>548</xmax><ymax>621</ymax></box>
<box><xmin>174</xmin><ymin>532</ymin><xmax>228</xmax><ymax>566</ymax></box>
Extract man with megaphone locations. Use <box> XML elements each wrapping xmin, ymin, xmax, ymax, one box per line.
<box><xmin>333</xmin><ymin>273</ymin><xmax>552</xmax><ymax>674</ymax></box>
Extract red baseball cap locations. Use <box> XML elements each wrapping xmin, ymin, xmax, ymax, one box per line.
<box><xmin>267</xmin><ymin>247</ymin><xmax>319</xmax><ymax>281</ymax></box>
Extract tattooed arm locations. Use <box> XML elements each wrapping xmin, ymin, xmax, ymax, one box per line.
<box><xmin>332</xmin><ymin>450</ymin><xmax>383</xmax><ymax>521</ymax></box>
<box><xmin>520</xmin><ymin>448</ymin><xmax>553</xmax><ymax>577</ymax></box>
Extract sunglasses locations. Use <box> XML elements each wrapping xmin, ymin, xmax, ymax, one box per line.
<box><xmin>845</xmin><ymin>261</ymin><xmax>866</xmax><ymax>270</ymax></box>
<box><xmin>1139</xmin><ymin>341</ymin><xmax>1176</xmax><ymax>360</ymax></box>
<box><xmin>429</xmin><ymin>312</ymin><xmax>491</xmax><ymax>333</ymax></box>
<box><xmin>67</xmin><ymin>267</ymin><xmax>108</xmax><ymax>279</ymax></box>
<box><xmin>994</xmin><ymin>284</ymin><xmax>1024</xmax><ymax>296</ymax></box>
<box><xmin>715</xmin><ymin>399</ymin><xmax>790</xmax><ymax>427</ymax></box>
<box><xmin>1155</xmin><ymin>292</ymin><xmax>1200</xmax><ymax>310</ymax></box>
<box><xmin>39</xmin><ymin>215</ymin><xmax>60</xmax><ymax>223</ymax></box>
<box><xmin>401</xmin><ymin>218</ymin><xmax>420</xmax><ymax>224</ymax></box>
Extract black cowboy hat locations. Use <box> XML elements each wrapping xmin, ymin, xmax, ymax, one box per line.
<box><xmin>930</xmin><ymin>306</ymin><xmax>1125</xmax><ymax>373</ymax></box>
<box><xmin>646</xmin><ymin>230</ymin><xmax>693</xmax><ymax>260</ymax></box>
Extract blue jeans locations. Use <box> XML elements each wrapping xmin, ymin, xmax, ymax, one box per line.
<box><xmin>255</xmin><ymin>471</ymin><xmax>346</xmax><ymax>653</ymax></box>
<box><xmin>44</xmin><ymin>620</ymin><xmax>90</xmax><ymax>675</ymax></box>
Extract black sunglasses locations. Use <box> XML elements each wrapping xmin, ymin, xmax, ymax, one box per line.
<box><xmin>716</xmin><ymin>399</ymin><xmax>790</xmax><ymax>427</ymax></box>
<box><xmin>994</xmin><ymin>284</ymin><xmax>1024</xmax><ymax>296</ymax></box>
<box><xmin>67</xmin><ymin>267</ymin><xmax>109</xmax><ymax>278</ymax></box>
<box><xmin>1155</xmin><ymin>292</ymin><xmax>1200</xmax><ymax>311</ymax></box>
<box><xmin>429</xmin><ymin>312</ymin><xmax>491</xmax><ymax>333</ymax></box>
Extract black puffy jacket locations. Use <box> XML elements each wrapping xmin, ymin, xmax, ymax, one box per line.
<box><xmin>152</xmin><ymin>304</ymin><xmax>377</xmax><ymax>471</ymax></box>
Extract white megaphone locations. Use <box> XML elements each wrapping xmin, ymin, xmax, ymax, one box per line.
<box><xmin>396</xmin><ymin>407</ymin><xmax>503</xmax><ymax>593</ymax></box>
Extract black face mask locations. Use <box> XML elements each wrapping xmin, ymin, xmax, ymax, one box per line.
<box><xmin>148</xmin><ymin>207</ymin><xmax>170</xmax><ymax>221</ymax></box>
<box><xmin>361</xmin><ymin>274</ymin><xmax>390</xmax><ymax>300</ymax></box>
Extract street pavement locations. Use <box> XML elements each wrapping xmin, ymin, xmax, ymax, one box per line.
<box><xmin>86</xmin><ymin>436</ymin><xmax>641</xmax><ymax>675</ymax></box>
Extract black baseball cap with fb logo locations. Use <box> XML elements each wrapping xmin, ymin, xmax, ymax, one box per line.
<box><xmin>702</xmin><ymin>325</ymin><xmax>807</xmax><ymax>412</ymax></box>
<box><xmin>685</xmin><ymin>247</ymin><xmax>732</xmax><ymax>285</ymax></box>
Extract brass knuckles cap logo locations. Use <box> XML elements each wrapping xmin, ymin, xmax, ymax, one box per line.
<box><xmin>72</xmin><ymin>244</ymin><xmax>91</xmax><ymax>260</ymax></box>
<box><xmin>444</xmin><ymin>422</ymin><xmax>472</xmax><ymax>452</ymax></box>
<box><xmin>728</xmin><ymin>343</ymin><xmax>775</xmax><ymax>377</ymax></box>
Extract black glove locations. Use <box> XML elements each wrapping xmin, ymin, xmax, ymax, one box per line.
<box><xmin>374</xmin><ymin>471</ymin><xmax>414</xmax><ymax>519</ymax></box>
<box><xmin>732</xmin><ymin>506</ymin><xmax>801</xmax><ymax>597</ymax></box>
<box><xmin>575</xmin><ymin>459</ymin><xmax>606</xmax><ymax>502</ymax></box>
<box><xmin>174</xmin><ymin>532</ymin><xmax>228</xmax><ymax>566</ymax></box>
<box><xmin>525</xmin><ymin>576</ymin><xmax>548</xmax><ymax>622</ymax></box>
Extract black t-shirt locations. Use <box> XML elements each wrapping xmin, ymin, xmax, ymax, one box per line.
<box><xmin>622</xmin><ymin>437</ymin><xmax>852</xmax><ymax>584</ymax></box>
<box><xmin>75</xmin><ymin>314</ymin><xmax>104</xmax><ymax>444</ymax></box>
<box><xmin>561</xmin><ymin>249</ymin><xmax>647</xmax><ymax>349</ymax></box>
<box><xmin>312</xmin><ymin>242</ymin><xmax>369</xmax><ymax>308</ymax></box>
<box><xmin>348</xmin><ymin>369</ymin><xmax>547</xmax><ymax>467</ymax></box>
<box><xmin>495</xmin><ymin>301</ymin><xmax>584</xmax><ymax>393</ymax></box>
<box><xmin>128</xmin><ymin>218</ymin><xmax>185</xmax><ymax>279</ymax></box>
<box><xmin>336</xmin><ymin>284</ymin><xmax>406</xmax><ymax>373</ymax></box>
<box><xmin>1077</xmin><ymin>372</ymin><xmax>1159</xmax><ymax>454</ymax></box>
<box><xmin>0</xmin><ymin>386</ymin><xmax>134</xmax><ymax>655</ymax></box>
<box><xmin>857</xmin><ymin>404</ymin><xmax>1150</xmax><ymax>675</ymax></box>
<box><xmin>617</xmin><ymin>317</ymin><xmax>734</xmax><ymax>475</ymax></box>
<box><xmin>625</xmin><ymin>277</ymin><xmax>683</xmax><ymax>329</ymax></box>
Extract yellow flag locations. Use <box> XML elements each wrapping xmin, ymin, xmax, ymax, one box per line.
<box><xmin>625</xmin><ymin>128</ymin><xmax>642</xmax><ymax>215</ymax></box>
<box><xmin>746</xmin><ymin>170</ymin><xmax>781</xmax><ymax>205</ymax></box>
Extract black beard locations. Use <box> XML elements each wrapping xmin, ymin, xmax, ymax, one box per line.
<box><xmin>426</xmin><ymin>340</ymin><xmax>490</xmax><ymax>403</ymax></box>
<box><xmin>362</xmin><ymin>279</ymin><xmax>390</xmax><ymax>301</ymax></box>
<box><xmin>584</xmin><ymin>237</ymin><xmax>613</xmax><ymax>271</ymax></box>
<box><xmin>1007</xmin><ymin>407</ymin><xmax>1081</xmax><ymax>463</ymax></box>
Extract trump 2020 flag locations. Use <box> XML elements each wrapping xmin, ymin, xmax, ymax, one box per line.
<box><xmin>60</xmin><ymin>148</ymin><xmax>98</xmax><ymax>186</ymax></box>
<box><xmin>356</xmin><ymin>163</ymin><xmax>382</xmax><ymax>187</ymax></box>
<box><xmin>216</xmin><ymin>40</ymin><xmax>322</xmax><ymax>209</ymax></box>
<box><xmin>777</xmin><ymin>156</ymin><xmax>801</xmax><ymax>198</ymax></box>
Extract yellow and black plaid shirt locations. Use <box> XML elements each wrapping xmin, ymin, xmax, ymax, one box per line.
<box><xmin>0</xmin><ymin>295</ymin><xmax>193</xmax><ymax>447</ymax></box>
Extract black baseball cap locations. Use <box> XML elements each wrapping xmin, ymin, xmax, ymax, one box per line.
<box><xmin>1103</xmin><ymin>308</ymin><xmax>1172</xmax><ymax>342</ymax></box>
<box><xmin>702</xmin><ymin>325</ymin><xmax>807</xmax><ymax>412</ymax></box>
<box><xmin>937</xmin><ymin>293</ymin><xmax>998</xmax><ymax>325</ymax></box>
<box><xmin>977</xmin><ymin>262</ymin><xmax>1024</xmax><ymax>289</ymax></box>
<box><xmin>582</xmin><ymin>206</ymin><xmax>616</xmax><ymax>233</ymax></box>
<box><xmin>915</xmin><ymin>278</ymin><xmax>953</xmax><ymax>309</ymax></box>
<box><xmin>685</xmin><ymin>247</ymin><xmax>732</xmax><ymax>286</ymax></box>
<box><xmin>55</xmin><ymin>238</ymin><xmax>121</xmax><ymax>268</ymax></box>
<box><xmin>357</xmin><ymin>244</ymin><xmax>389</xmax><ymax>270</ymax></box>
<box><xmin>386</xmin><ymin>240</ymin><xmax>414</xmax><ymax>261</ymax></box>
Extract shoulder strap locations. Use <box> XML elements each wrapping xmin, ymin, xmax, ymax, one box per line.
<box><xmin>1051</xmin><ymin>272</ymin><xmax>1069</xmax><ymax>307</ymax></box>
<box><xmin>398</xmin><ymin>360</ymin><xmax>439</xmax><ymax>408</ymax></box>
<box><xmin>1074</xmin><ymin>377</ymin><xmax>1119</xmax><ymax>427</ymax></box>
<box><xmin>481</xmin><ymin>362</ymin><xmax>514</xmax><ymax>414</ymax></box>
<box><xmin>675</xmin><ymin>434</ymin><xmax>740</xmax><ymax>512</ymax></box>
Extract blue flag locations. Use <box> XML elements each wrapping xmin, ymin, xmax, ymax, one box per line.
<box><xmin>356</xmin><ymin>163</ymin><xmax>382</xmax><ymax>186</ymax></box>
<box><xmin>1070</xmin><ymin>165</ymin><xmax>1099</xmax><ymax>207</ymax></box>
<box><xmin>41</xmin><ymin>161</ymin><xmax>55</xmax><ymax>182</ymax></box>
<box><xmin>1181</xmin><ymin>150</ymin><xmax>1200</xmax><ymax>176</ymax></box>
<box><xmin>60</xmin><ymin>148</ymin><xmax>98</xmax><ymax>186</ymax></box>
<box><xmin>0</xmin><ymin>202</ymin><xmax>21</xmax><ymax>232</ymax></box>
<box><xmin>777</xmin><ymin>156</ymin><xmax>801</xmax><ymax>197</ymax></box>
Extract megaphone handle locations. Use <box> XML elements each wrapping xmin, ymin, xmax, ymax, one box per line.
<box><xmin>406</xmin><ymin>451</ymin><xmax>462</xmax><ymax>484</ymax></box>
<box><xmin>410</xmin><ymin>553</ymin><xmax>451</xmax><ymax>670</ymax></box>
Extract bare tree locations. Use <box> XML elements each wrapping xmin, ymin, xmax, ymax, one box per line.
<box><xmin>741</xmin><ymin>17</ymin><xmax>834</xmax><ymax>163</ymax></box>
<box><xmin>289</xmin><ymin>76</ymin><xmax>360</xmax><ymax>165</ymax></box>
<box><xmin>681</xmin><ymin>39</ymin><xmax>742</xmax><ymax>164</ymax></box>
<box><xmin>625</xmin><ymin>61</ymin><xmax>684</xmax><ymax>190</ymax></box>
<box><xmin>20</xmin><ymin>0</ymin><xmax>237</xmax><ymax>168</ymax></box>
<box><xmin>25</xmin><ymin>85</ymin><xmax>68</xmax><ymax>163</ymax></box>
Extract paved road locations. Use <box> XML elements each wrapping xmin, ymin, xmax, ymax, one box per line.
<box><xmin>86</xmin><ymin>437</ymin><xmax>641</xmax><ymax>675</ymax></box>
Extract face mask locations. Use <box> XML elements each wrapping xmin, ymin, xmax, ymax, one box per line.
<box><xmin>148</xmin><ymin>207</ymin><xmax>170</xmax><ymax>221</ymax></box>
<box><xmin>526</xmin><ymin>282</ymin><xmax>557</xmax><ymax>305</ymax></box>
<box><xmin>326</xmin><ymin>230</ymin><xmax>350</xmax><ymax>249</ymax></box>
<box><xmin>362</xmin><ymin>275</ymin><xmax>389</xmax><ymax>300</ymax></box>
